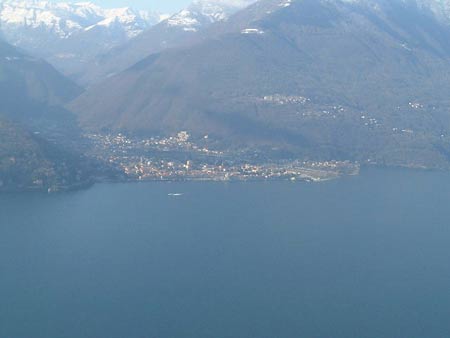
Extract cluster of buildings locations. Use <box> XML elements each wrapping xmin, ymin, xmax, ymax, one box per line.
<box><xmin>119</xmin><ymin>159</ymin><xmax>358</xmax><ymax>182</ymax></box>
<box><xmin>86</xmin><ymin>131</ymin><xmax>359</xmax><ymax>182</ymax></box>
<box><xmin>262</xmin><ymin>94</ymin><xmax>310</xmax><ymax>105</ymax></box>
<box><xmin>86</xmin><ymin>131</ymin><xmax>223</xmax><ymax>157</ymax></box>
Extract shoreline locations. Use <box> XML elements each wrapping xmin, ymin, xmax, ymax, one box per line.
<box><xmin>3</xmin><ymin>163</ymin><xmax>449</xmax><ymax>194</ymax></box>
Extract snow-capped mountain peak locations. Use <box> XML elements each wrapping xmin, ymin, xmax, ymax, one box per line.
<box><xmin>0</xmin><ymin>0</ymin><xmax>164</xmax><ymax>38</ymax></box>
<box><xmin>165</xmin><ymin>0</ymin><xmax>257</xmax><ymax>32</ymax></box>
<box><xmin>82</xmin><ymin>6</ymin><xmax>158</xmax><ymax>38</ymax></box>
<box><xmin>0</xmin><ymin>0</ymin><xmax>168</xmax><ymax>80</ymax></box>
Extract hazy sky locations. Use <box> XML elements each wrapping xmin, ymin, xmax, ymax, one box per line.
<box><xmin>60</xmin><ymin>0</ymin><xmax>192</xmax><ymax>12</ymax></box>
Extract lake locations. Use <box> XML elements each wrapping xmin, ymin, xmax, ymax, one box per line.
<box><xmin>1</xmin><ymin>168</ymin><xmax>450</xmax><ymax>338</ymax></box>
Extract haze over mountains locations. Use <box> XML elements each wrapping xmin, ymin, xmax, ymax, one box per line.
<box><xmin>0</xmin><ymin>0</ymin><xmax>167</xmax><ymax>80</ymax></box>
<box><xmin>4</xmin><ymin>0</ymin><xmax>450</xmax><ymax>190</ymax></box>
<box><xmin>80</xmin><ymin>0</ymin><xmax>257</xmax><ymax>84</ymax></box>
<box><xmin>0</xmin><ymin>0</ymin><xmax>260</xmax><ymax>191</ymax></box>
<box><xmin>69</xmin><ymin>0</ymin><xmax>450</xmax><ymax>167</ymax></box>
<box><xmin>0</xmin><ymin>37</ymin><xmax>100</xmax><ymax>191</ymax></box>
<box><xmin>0</xmin><ymin>36</ymin><xmax>81</xmax><ymax>135</ymax></box>
<box><xmin>0</xmin><ymin>0</ymin><xmax>257</xmax><ymax>84</ymax></box>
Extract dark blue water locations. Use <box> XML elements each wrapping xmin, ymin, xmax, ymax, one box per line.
<box><xmin>1</xmin><ymin>168</ymin><xmax>450</xmax><ymax>338</ymax></box>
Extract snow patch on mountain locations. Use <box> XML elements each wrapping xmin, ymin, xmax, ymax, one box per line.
<box><xmin>0</xmin><ymin>0</ymin><xmax>169</xmax><ymax>80</ymax></box>
<box><xmin>165</xmin><ymin>0</ymin><xmax>257</xmax><ymax>31</ymax></box>
<box><xmin>0</xmin><ymin>0</ymin><xmax>165</xmax><ymax>39</ymax></box>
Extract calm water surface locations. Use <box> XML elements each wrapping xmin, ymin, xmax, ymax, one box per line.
<box><xmin>1</xmin><ymin>168</ymin><xmax>450</xmax><ymax>338</ymax></box>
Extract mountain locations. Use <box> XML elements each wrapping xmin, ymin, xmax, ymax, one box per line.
<box><xmin>70</xmin><ymin>0</ymin><xmax>450</xmax><ymax>168</ymax></box>
<box><xmin>0</xmin><ymin>118</ymin><xmax>94</xmax><ymax>192</ymax></box>
<box><xmin>0</xmin><ymin>38</ymin><xmax>102</xmax><ymax>191</ymax></box>
<box><xmin>0</xmin><ymin>0</ymin><xmax>166</xmax><ymax>81</ymax></box>
<box><xmin>0</xmin><ymin>37</ymin><xmax>82</xmax><ymax>125</ymax></box>
<box><xmin>165</xmin><ymin>0</ymin><xmax>257</xmax><ymax>32</ymax></box>
<box><xmin>79</xmin><ymin>0</ymin><xmax>257</xmax><ymax>85</ymax></box>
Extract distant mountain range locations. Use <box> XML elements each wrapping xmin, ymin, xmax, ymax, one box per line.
<box><xmin>0</xmin><ymin>0</ymin><xmax>167</xmax><ymax>81</ymax></box>
<box><xmin>166</xmin><ymin>0</ymin><xmax>257</xmax><ymax>31</ymax></box>
<box><xmin>69</xmin><ymin>0</ymin><xmax>450</xmax><ymax>168</ymax></box>
<box><xmin>75</xmin><ymin>0</ymin><xmax>258</xmax><ymax>85</ymax></box>
<box><xmin>6</xmin><ymin>0</ymin><xmax>450</xmax><ymax>191</ymax></box>
<box><xmin>0</xmin><ymin>0</ymin><xmax>258</xmax><ymax>85</ymax></box>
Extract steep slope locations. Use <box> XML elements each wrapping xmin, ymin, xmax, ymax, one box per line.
<box><xmin>0</xmin><ymin>118</ymin><xmax>94</xmax><ymax>191</ymax></box>
<box><xmin>70</xmin><ymin>0</ymin><xmax>450</xmax><ymax>168</ymax></box>
<box><xmin>0</xmin><ymin>38</ymin><xmax>82</xmax><ymax>120</ymax></box>
<box><xmin>80</xmin><ymin>0</ymin><xmax>256</xmax><ymax>85</ymax></box>
<box><xmin>0</xmin><ymin>39</ymin><xmax>102</xmax><ymax>191</ymax></box>
<box><xmin>0</xmin><ymin>0</ymin><xmax>165</xmax><ymax>81</ymax></box>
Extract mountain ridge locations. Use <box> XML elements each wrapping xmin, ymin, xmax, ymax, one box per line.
<box><xmin>0</xmin><ymin>37</ymin><xmax>102</xmax><ymax>191</ymax></box>
<box><xmin>69</xmin><ymin>0</ymin><xmax>450</xmax><ymax>168</ymax></box>
<box><xmin>0</xmin><ymin>0</ymin><xmax>167</xmax><ymax>81</ymax></box>
<box><xmin>77</xmin><ymin>0</ymin><xmax>257</xmax><ymax>85</ymax></box>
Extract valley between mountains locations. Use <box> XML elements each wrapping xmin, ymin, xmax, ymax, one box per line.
<box><xmin>3</xmin><ymin>0</ymin><xmax>450</xmax><ymax>191</ymax></box>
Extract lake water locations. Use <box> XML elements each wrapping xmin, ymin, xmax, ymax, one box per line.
<box><xmin>1</xmin><ymin>168</ymin><xmax>450</xmax><ymax>338</ymax></box>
